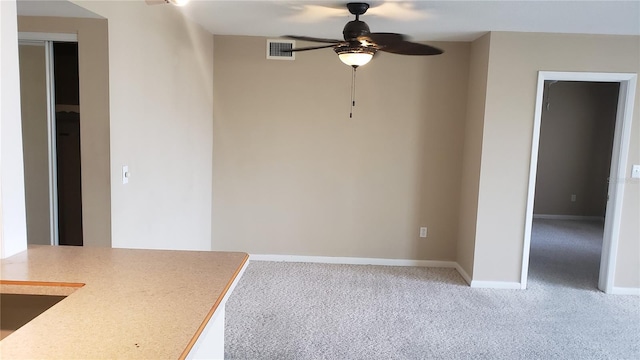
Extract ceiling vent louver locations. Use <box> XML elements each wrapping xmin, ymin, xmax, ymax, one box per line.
<box><xmin>267</xmin><ymin>40</ymin><xmax>295</xmax><ymax>60</ymax></box>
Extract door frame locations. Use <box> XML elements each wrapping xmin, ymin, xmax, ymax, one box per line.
<box><xmin>18</xmin><ymin>32</ymin><xmax>78</xmax><ymax>246</ymax></box>
<box><xmin>521</xmin><ymin>71</ymin><xmax>637</xmax><ymax>293</ymax></box>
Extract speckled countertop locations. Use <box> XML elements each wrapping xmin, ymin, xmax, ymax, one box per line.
<box><xmin>0</xmin><ymin>245</ymin><xmax>248</xmax><ymax>359</ymax></box>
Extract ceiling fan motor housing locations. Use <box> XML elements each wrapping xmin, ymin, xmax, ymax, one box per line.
<box><xmin>343</xmin><ymin>20</ymin><xmax>370</xmax><ymax>42</ymax></box>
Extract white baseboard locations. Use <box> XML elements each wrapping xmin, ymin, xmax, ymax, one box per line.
<box><xmin>470</xmin><ymin>280</ymin><xmax>522</xmax><ymax>289</ymax></box>
<box><xmin>610</xmin><ymin>287</ymin><xmax>640</xmax><ymax>295</ymax></box>
<box><xmin>249</xmin><ymin>254</ymin><xmax>456</xmax><ymax>268</ymax></box>
<box><xmin>454</xmin><ymin>263</ymin><xmax>472</xmax><ymax>285</ymax></box>
<box><xmin>533</xmin><ymin>214</ymin><xmax>604</xmax><ymax>221</ymax></box>
<box><xmin>250</xmin><ymin>255</ymin><xmax>527</xmax><ymax>290</ymax></box>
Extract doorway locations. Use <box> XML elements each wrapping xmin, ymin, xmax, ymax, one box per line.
<box><xmin>18</xmin><ymin>34</ymin><xmax>83</xmax><ymax>246</ymax></box>
<box><xmin>522</xmin><ymin>72</ymin><xmax>637</xmax><ymax>293</ymax></box>
<box><xmin>530</xmin><ymin>81</ymin><xmax>618</xmax><ymax>290</ymax></box>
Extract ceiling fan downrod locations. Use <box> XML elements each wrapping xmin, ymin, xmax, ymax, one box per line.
<box><xmin>347</xmin><ymin>2</ymin><xmax>370</xmax><ymax>19</ymax></box>
<box><xmin>343</xmin><ymin>3</ymin><xmax>372</xmax><ymax>40</ymax></box>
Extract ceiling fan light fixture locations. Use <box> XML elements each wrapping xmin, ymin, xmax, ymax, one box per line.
<box><xmin>335</xmin><ymin>46</ymin><xmax>376</xmax><ymax>67</ymax></box>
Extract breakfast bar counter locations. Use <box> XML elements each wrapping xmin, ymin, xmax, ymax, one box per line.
<box><xmin>0</xmin><ymin>246</ymin><xmax>248</xmax><ymax>359</ymax></box>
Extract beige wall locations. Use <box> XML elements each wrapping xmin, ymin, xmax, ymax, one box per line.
<box><xmin>18</xmin><ymin>44</ymin><xmax>50</xmax><ymax>245</ymax></box>
<box><xmin>18</xmin><ymin>16</ymin><xmax>111</xmax><ymax>248</ymax></box>
<box><xmin>534</xmin><ymin>81</ymin><xmax>618</xmax><ymax>217</ymax></box>
<box><xmin>456</xmin><ymin>33</ymin><xmax>491</xmax><ymax>279</ymax></box>
<box><xmin>212</xmin><ymin>35</ymin><xmax>469</xmax><ymax>260</ymax></box>
<box><xmin>72</xmin><ymin>0</ymin><xmax>214</xmax><ymax>250</ymax></box>
<box><xmin>473</xmin><ymin>32</ymin><xmax>640</xmax><ymax>287</ymax></box>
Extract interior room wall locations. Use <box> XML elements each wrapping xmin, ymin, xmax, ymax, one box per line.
<box><xmin>71</xmin><ymin>0</ymin><xmax>214</xmax><ymax>250</ymax></box>
<box><xmin>0</xmin><ymin>0</ymin><xmax>28</xmax><ymax>258</ymax></box>
<box><xmin>456</xmin><ymin>33</ymin><xmax>491</xmax><ymax>279</ymax></box>
<box><xmin>18</xmin><ymin>16</ymin><xmax>111</xmax><ymax>248</ymax></box>
<box><xmin>472</xmin><ymin>32</ymin><xmax>640</xmax><ymax>288</ymax></box>
<box><xmin>212</xmin><ymin>35</ymin><xmax>469</xmax><ymax>260</ymax></box>
<box><xmin>534</xmin><ymin>81</ymin><xmax>619</xmax><ymax>217</ymax></box>
<box><xmin>18</xmin><ymin>44</ymin><xmax>50</xmax><ymax>245</ymax></box>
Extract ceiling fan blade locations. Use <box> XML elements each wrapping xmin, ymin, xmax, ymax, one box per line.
<box><xmin>283</xmin><ymin>35</ymin><xmax>343</xmax><ymax>44</ymax></box>
<box><xmin>362</xmin><ymin>32</ymin><xmax>406</xmax><ymax>46</ymax></box>
<box><xmin>378</xmin><ymin>41</ymin><xmax>444</xmax><ymax>56</ymax></box>
<box><xmin>285</xmin><ymin>44</ymin><xmax>340</xmax><ymax>53</ymax></box>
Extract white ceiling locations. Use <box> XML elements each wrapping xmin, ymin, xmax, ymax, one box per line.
<box><xmin>180</xmin><ymin>0</ymin><xmax>640</xmax><ymax>41</ymax></box>
<box><xmin>15</xmin><ymin>1</ymin><xmax>640</xmax><ymax>42</ymax></box>
<box><xmin>17</xmin><ymin>0</ymin><xmax>102</xmax><ymax>19</ymax></box>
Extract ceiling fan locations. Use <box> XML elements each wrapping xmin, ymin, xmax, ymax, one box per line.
<box><xmin>283</xmin><ymin>2</ymin><xmax>443</xmax><ymax>118</ymax></box>
<box><xmin>284</xmin><ymin>2</ymin><xmax>443</xmax><ymax>68</ymax></box>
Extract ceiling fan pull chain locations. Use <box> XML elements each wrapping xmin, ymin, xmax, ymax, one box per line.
<box><xmin>350</xmin><ymin>66</ymin><xmax>357</xmax><ymax>118</ymax></box>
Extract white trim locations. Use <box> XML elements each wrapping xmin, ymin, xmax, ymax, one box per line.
<box><xmin>599</xmin><ymin>75</ymin><xmax>636</xmax><ymax>293</ymax></box>
<box><xmin>521</xmin><ymin>71</ymin><xmax>546</xmax><ymax>290</ymax></box>
<box><xmin>18</xmin><ymin>32</ymin><xmax>77</xmax><ymax>42</ymax></box>
<box><xmin>521</xmin><ymin>71</ymin><xmax>637</xmax><ymax>294</ymax></box>
<box><xmin>609</xmin><ymin>287</ymin><xmax>640</xmax><ymax>296</ymax></box>
<box><xmin>249</xmin><ymin>255</ymin><xmax>528</xmax><ymax>289</ymax></box>
<box><xmin>250</xmin><ymin>255</ymin><xmax>478</xmax><ymax>286</ymax></box>
<box><xmin>454</xmin><ymin>263</ymin><xmax>472</xmax><ymax>285</ymax></box>
<box><xmin>470</xmin><ymin>280</ymin><xmax>522</xmax><ymax>289</ymax></box>
<box><xmin>249</xmin><ymin>254</ymin><xmax>456</xmax><ymax>268</ymax></box>
<box><xmin>533</xmin><ymin>214</ymin><xmax>604</xmax><ymax>221</ymax></box>
<box><xmin>45</xmin><ymin>41</ymin><xmax>59</xmax><ymax>246</ymax></box>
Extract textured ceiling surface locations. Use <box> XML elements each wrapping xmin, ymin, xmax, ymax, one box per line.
<box><xmin>16</xmin><ymin>1</ymin><xmax>640</xmax><ymax>41</ymax></box>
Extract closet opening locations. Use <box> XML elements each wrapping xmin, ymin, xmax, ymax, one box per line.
<box><xmin>19</xmin><ymin>36</ymin><xmax>83</xmax><ymax>246</ymax></box>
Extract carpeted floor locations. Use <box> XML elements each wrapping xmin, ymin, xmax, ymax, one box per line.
<box><xmin>528</xmin><ymin>219</ymin><xmax>604</xmax><ymax>291</ymax></box>
<box><xmin>224</xmin><ymin>220</ymin><xmax>640</xmax><ymax>359</ymax></box>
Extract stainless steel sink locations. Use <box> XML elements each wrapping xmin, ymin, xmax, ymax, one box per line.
<box><xmin>0</xmin><ymin>293</ymin><xmax>66</xmax><ymax>340</ymax></box>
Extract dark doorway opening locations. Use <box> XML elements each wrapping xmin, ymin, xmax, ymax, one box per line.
<box><xmin>54</xmin><ymin>42</ymin><xmax>83</xmax><ymax>246</ymax></box>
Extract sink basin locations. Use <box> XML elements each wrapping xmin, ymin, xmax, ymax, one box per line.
<box><xmin>0</xmin><ymin>293</ymin><xmax>66</xmax><ymax>340</ymax></box>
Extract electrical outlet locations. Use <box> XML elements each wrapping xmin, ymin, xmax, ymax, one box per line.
<box><xmin>419</xmin><ymin>227</ymin><xmax>427</xmax><ymax>238</ymax></box>
<box><xmin>571</xmin><ymin>194</ymin><xmax>576</xmax><ymax>202</ymax></box>
<box><xmin>632</xmin><ymin>165</ymin><xmax>640</xmax><ymax>179</ymax></box>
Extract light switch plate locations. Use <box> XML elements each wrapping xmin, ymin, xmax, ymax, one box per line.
<box><xmin>632</xmin><ymin>165</ymin><xmax>640</xmax><ymax>179</ymax></box>
<box><xmin>122</xmin><ymin>165</ymin><xmax>129</xmax><ymax>184</ymax></box>
<box><xmin>419</xmin><ymin>227</ymin><xmax>427</xmax><ymax>238</ymax></box>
